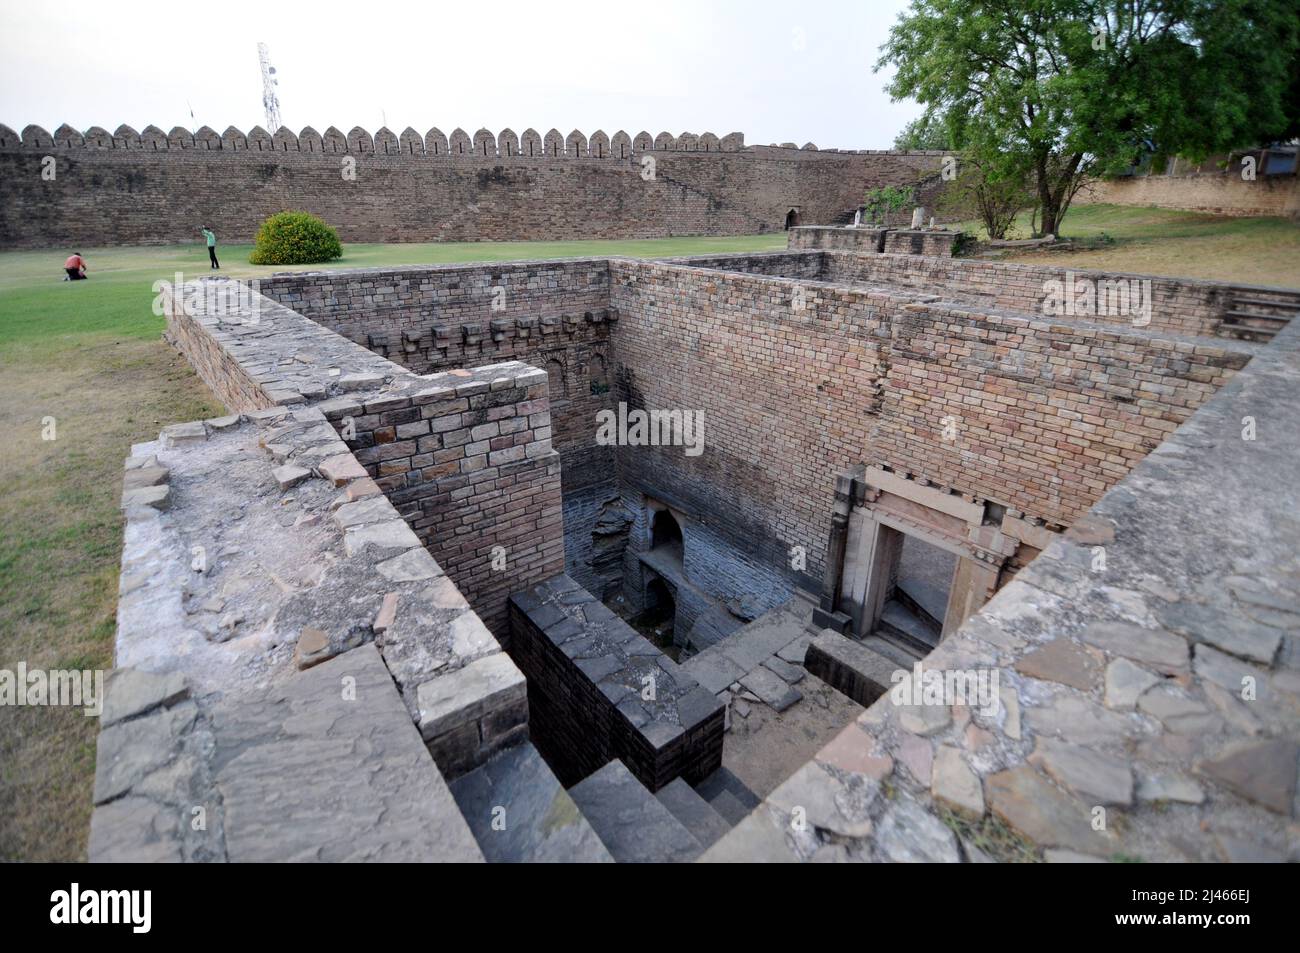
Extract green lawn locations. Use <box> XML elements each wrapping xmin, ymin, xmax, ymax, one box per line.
<box><xmin>0</xmin><ymin>233</ymin><xmax>784</xmax><ymax>862</ymax></box>
<box><xmin>957</xmin><ymin>204</ymin><xmax>1300</xmax><ymax>287</ymax></box>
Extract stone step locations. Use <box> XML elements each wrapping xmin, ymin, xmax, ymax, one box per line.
<box><xmin>1230</xmin><ymin>298</ymin><xmax>1300</xmax><ymax>315</ymax></box>
<box><xmin>655</xmin><ymin>777</ymin><xmax>733</xmax><ymax>848</ymax></box>
<box><xmin>805</xmin><ymin>630</ymin><xmax>910</xmax><ymax>707</ymax></box>
<box><xmin>687</xmin><ymin>602</ymin><xmax>746</xmax><ymax>652</ymax></box>
<box><xmin>705</xmin><ymin>789</ymin><xmax>752</xmax><ymax>827</ymax></box>
<box><xmin>693</xmin><ymin>765</ymin><xmax>761</xmax><ymax>826</ymax></box>
<box><xmin>1216</xmin><ymin>325</ymin><xmax>1276</xmax><ymax>343</ymax></box>
<box><xmin>893</xmin><ymin>580</ymin><xmax>945</xmax><ymax>633</ymax></box>
<box><xmin>1229</xmin><ymin>291</ymin><xmax>1300</xmax><ymax>308</ymax></box>
<box><xmin>861</xmin><ymin>632</ymin><xmax>922</xmax><ymax>668</ymax></box>
<box><xmin>1222</xmin><ymin>310</ymin><xmax>1290</xmax><ymax>329</ymax></box>
<box><xmin>448</xmin><ymin>741</ymin><xmax>613</xmax><ymax>863</ymax></box>
<box><xmin>878</xmin><ymin>599</ymin><xmax>940</xmax><ymax>653</ymax></box>
<box><xmin>568</xmin><ymin>760</ymin><xmax>703</xmax><ymax>863</ymax></box>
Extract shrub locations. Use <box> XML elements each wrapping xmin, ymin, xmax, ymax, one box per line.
<box><xmin>248</xmin><ymin>211</ymin><xmax>343</xmax><ymax>265</ymax></box>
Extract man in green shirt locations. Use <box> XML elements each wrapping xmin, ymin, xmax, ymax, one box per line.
<box><xmin>201</xmin><ymin>226</ymin><xmax>219</xmax><ymax>270</ymax></box>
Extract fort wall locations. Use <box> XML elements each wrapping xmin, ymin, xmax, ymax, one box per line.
<box><xmin>0</xmin><ymin>122</ymin><xmax>945</xmax><ymax>248</ymax></box>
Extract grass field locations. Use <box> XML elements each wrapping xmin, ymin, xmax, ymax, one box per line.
<box><xmin>0</xmin><ymin>233</ymin><xmax>784</xmax><ymax>862</ymax></box>
<box><xmin>959</xmin><ymin>204</ymin><xmax>1300</xmax><ymax>287</ymax></box>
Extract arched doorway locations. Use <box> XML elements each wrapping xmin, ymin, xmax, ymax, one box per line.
<box><xmin>784</xmin><ymin>208</ymin><xmax>801</xmax><ymax>229</ymax></box>
<box><xmin>634</xmin><ymin>572</ymin><xmax>679</xmax><ymax>658</ymax></box>
<box><xmin>651</xmin><ymin>509</ymin><xmax>683</xmax><ymax>554</ymax></box>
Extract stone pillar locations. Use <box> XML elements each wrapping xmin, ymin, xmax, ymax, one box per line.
<box><xmin>942</xmin><ymin>556</ymin><xmax>1000</xmax><ymax>637</ymax></box>
<box><xmin>812</xmin><ymin>472</ymin><xmax>857</xmax><ymax>634</ymax></box>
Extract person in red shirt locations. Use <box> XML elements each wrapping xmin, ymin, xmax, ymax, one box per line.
<box><xmin>63</xmin><ymin>253</ymin><xmax>87</xmax><ymax>280</ymax></box>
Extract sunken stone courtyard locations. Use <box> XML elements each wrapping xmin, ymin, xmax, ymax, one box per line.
<box><xmin>88</xmin><ymin>226</ymin><xmax>1300</xmax><ymax>864</ymax></box>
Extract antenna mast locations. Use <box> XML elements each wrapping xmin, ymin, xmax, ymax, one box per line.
<box><xmin>258</xmin><ymin>42</ymin><xmax>282</xmax><ymax>131</ymax></box>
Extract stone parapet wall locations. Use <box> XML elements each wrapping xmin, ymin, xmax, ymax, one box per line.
<box><xmin>819</xmin><ymin>251</ymin><xmax>1300</xmax><ymax>338</ymax></box>
<box><xmin>105</xmin><ymin>406</ymin><xmax>527</xmax><ymax>847</ymax></box>
<box><xmin>508</xmin><ymin>574</ymin><xmax>724</xmax><ymax>790</ymax></box>
<box><xmin>704</xmin><ymin>317</ymin><xmax>1300</xmax><ymax>864</ymax></box>
<box><xmin>162</xmin><ymin>277</ymin><xmax>407</xmax><ymax>411</ymax></box>
<box><xmin>789</xmin><ymin>226</ymin><xmax>959</xmax><ymax>257</ymax></box>
<box><xmin>164</xmin><ymin>278</ymin><xmax>565</xmax><ymax>641</ymax></box>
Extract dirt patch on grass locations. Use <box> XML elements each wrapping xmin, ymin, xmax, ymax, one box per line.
<box><xmin>0</xmin><ymin>334</ymin><xmax>220</xmax><ymax>861</ymax></box>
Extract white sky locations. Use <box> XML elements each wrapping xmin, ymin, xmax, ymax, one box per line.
<box><xmin>0</xmin><ymin>0</ymin><xmax>922</xmax><ymax>149</ymax></box>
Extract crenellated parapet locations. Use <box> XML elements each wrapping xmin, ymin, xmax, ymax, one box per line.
<box><xmin>4</xmin><ymin>122</ymin><xmax>948</xmax><ymax>158</ymax></box>
<box><xmin>0</xmin><ymin>122</ymin><xmax>764</xmax><ymax>157</ymax></box>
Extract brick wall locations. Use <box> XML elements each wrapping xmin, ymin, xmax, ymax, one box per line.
<box><xmin>789</xmin><ymin>226</ymin><xmax>959</xmax><ymax>257</ymax></box>
<box><xmin>607</xmin><ymin>258</ymin><xmax>1251</xmax><ymax>584</ymax></box>
<box><xmin>508</xmin><ymin>574</ymin><xmax>724</xmax><ymax>790</ymax></box>
<box><xmin>818</xmin><ymin>251</ymin><xmax>1283</xmax><ymax>338</ymax></box>
<box><xmin>261</xmin><ymin>260</ymin><xmax>618</xmax><ymax>493</ymax></box>
<box><xmin>789</xmin><ymin>226</ymin><xmax>889</xmax><ymax>252</ymax></box>
<box><xmin>316</xmin><ymin>364</ymin><xmax>565</xmax><ymax>637</ymax></box>
<box><xmin>0</xmin><ymin>124</ymin><xmax>946</xmax><ymax>247</ymax></box>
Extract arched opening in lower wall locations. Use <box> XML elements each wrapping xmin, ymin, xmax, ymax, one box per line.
<box><xmin>632</xmin><ymin>571</ymin><xmax>679</xmax><ymax>659</ymax></box>
<box><xmin>784</xmin><ymin>208</ymin><xmax>801</xmax><ymax>229</ymax></box>
<box><xmin>651</xmin><ymin>508</ymin><xmax>684</xmax><ymax>556</ymax></box>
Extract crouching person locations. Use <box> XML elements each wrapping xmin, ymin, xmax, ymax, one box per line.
<box><xmin>63</xmin><ymin>252</ymin><xmax>87</xmax><ymax>280</ymax></box>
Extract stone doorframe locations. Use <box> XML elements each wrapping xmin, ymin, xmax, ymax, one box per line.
<box><xmin>812</xmin><ymin>465</ymin><xmax>1054</xmax><ymax>643</ymax></box>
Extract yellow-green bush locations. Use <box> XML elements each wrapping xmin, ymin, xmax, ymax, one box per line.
<box><xmin>248</xmin><ymin>211</ymin><xmax>343</xmax><ymax>265</ymax></box>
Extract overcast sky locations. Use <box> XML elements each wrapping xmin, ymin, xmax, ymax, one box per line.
<box><xmin>0</xmin><ymin>0</ymin><xmax>922</xmax><ymax>150</ymax></box>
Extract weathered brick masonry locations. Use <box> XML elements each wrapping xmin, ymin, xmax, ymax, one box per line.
<box><xmin>164</xmin><ymin>250</ymin><xmax>1264</xmax><ymax>650</ymax></box>
<box><xmin>161</xmin><ymin>279</ymin><xmax>564</xmax><ymax>638</ymax></box>
<box><xmin>606</xmin><ymin>254</ymin><xmax>1256</xmax><ymax>593</ymax></box>
<box><xmin>260</xmin><ymin>260</ymin><xmax>617</xmax><ymax>493</ymax></box>
<box><xmin>508</xmin><ymin>574</ymin><xmax>724</xmax><ymax>790</ymax></box>
<box><xmin>790</xmin><ymin>225</ymin><xmax>961</xmax><ymax>257</ymax></box>
<box><xmin>0</xmin><ymin>121</ymin><xmax>944</xmax><ymax>247</ymax></box>
<box><xmin>316</xmin><ymin>367</ymin><xmax>565</xmax><ymax>637</ymax></box>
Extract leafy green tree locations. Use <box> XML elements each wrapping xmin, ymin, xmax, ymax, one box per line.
<box><xmin>893</xmin><ymin>114</ymin><xmax>953</xmax><ymax>150</ymax></box>
<box><xmin>878</xmin><ymin>1</ymin><xmax>1300</xmax><ymax>237</ymax></box>
<box><xmin>937</xmin><ymin>147</ymin><xmax>1035</xmax><ymax>238</ymax></box>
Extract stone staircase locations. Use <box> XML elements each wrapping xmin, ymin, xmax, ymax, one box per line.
<box><xmin>568</xmin><ymin>760</ymin><xmax>706</xmax><ymax>862</ymax></box>
<box><xmin>449</xmin><ymin>741</ymin><xmax>760</xmax><ymax>862</ymax></box>
<box><xmin>692</xmin><ymin>764</ymin><xmax>763</xmax><ymax>826</ymax></box>
<box><xmin>876</xmin><ymin>597</ymin><xmax>941</xmax><ymax>654</ymax></box>
<box><xmin>448</xmin><ymin>742</ymin><xmax>613</xmax><ymax>863</ymax></box>
<box><xmin>1217</xmin><ymin>288</ymin><xmax>1300</xmax><ymax>343</ymax></box>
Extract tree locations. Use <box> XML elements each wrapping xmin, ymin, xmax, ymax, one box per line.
<box><xmin>877</xmin><ymin>1</ymin><xmax>1300</xmax><ymax>237</ymax></box>
<box><xmin>893</xmin><ymin>114</ymin><xmax>953</xmax><ymax>151</ymax></box>
<box><xmin>937</xmin><ymin>147</ymin><xmax>1035</xmax><ymax>239</ymax></box>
